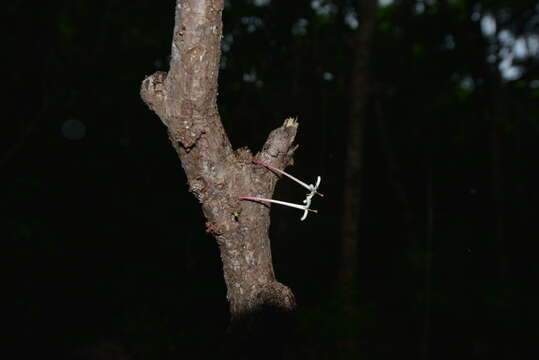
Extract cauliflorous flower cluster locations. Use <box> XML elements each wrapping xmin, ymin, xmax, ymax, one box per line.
<box><xmin>240</xmin><ymin>158</ymin><xmax>323</xmax><ymax>221</ymax></box>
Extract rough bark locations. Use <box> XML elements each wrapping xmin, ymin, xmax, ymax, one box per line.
<box><xmin>140</xmin><ymin>1</ymin><xmax>297</xmax><ymax>354</ymax></box>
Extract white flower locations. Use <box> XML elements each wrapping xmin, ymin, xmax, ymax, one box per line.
<box><xmin>240</xmin><ymin>159</ymin><xmax>323</xmax><ymax>221</ymax></box>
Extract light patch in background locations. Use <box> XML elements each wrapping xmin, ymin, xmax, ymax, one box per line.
<box><xmin>243</xmin><ymin>70</ymin><xmax>257</xmax><ymax>83</ymax></box>
<box><xmin>496</xmin><ymin>30</ymin><xmax>519</xmax><ymax>79</ymax></box>
<box><xmin>414</xmin><ymin>0</ymin><xmax>435</xmax><ymax>14</ymax></box>
<box><xmin>292</xmin><ymin>18</ymin><xmax>308</xmax><ymax>36</ymax></box>
<box><xmin>241</xmin><ymin>16</ymin><xmax>262</xmax><ymax>33</ymax></box>
<box><xmin>378</xmin><ymin>0</ymin><xmax>394</xmax><ymax>6</ymax></box>
<box><xmin>496</xmin><ymin>30</ymin><xmax>539</xmax><ymax>81</ymax></box>
<box><xmin>344</xmin><ymin>10</ymin><xmax>358</xmax><ymax>30</ymax></box>
<box><xmin>322</xmin><ymin>72</ymin><xmax>334</xmax><ymax>81</ymax></box>
<box><xmin>442</xmin><ymin>34</ymin><xmax>456</xmax><ymax>50</ymax></box>
<box><xmin>460</xmin><ymin>76</ymin><xmax>475</xmax><ymax>90</ymax></box>
<box><xmin>242</xmin><ymin>69</ymin><xmax>263</xmax><ymax>87</ymax></box>
<box><xmin>311</xmin><ymin>0</ymin><xmax>337</xmax><ymax>17</ymax></box>
<box><xmin>517</xmin><ymin>35</ymin><xmax>539</xmax><ymax>58</ymax></box>
<box><xmin>222</xmin><ymin>33</ymin><xmax>234</xmax><ymax>53</ymax></box>
<box><xmin>253</xmin><ymin>0</ymin><xmax>271</xmax><ymax>6</ymax></box>
<box><xmin>61</xmin><ymin>118</ymin><xmax>86</xmax><ymax>141</ymax></box>
<box><xmin>479</xmin><ymin>14</ymin><xmax>539</xmax><ymax>82</ymax></box>
<box><xmin>514</xmin><ymin>38</ymin><xmax>528</xmax><ymax>58</ymax></box>
<box><xmin>498</xmin><ymin>29</ymin><xmax>514</xmax><ymax>47</ymax></box>
<box><xmin>481</xmin><ymin>14</ymin><xmax>496</xmax><ymax>37</ymax></box>
<box><xmin>471</xmin><ymin>11</ymin><xmax>481</xmax><ymax>22</ymax></box>
<box><xmin>499</xmin><ymin>55</ymin><xmax>521</xmax><ymax>80</ymax></box>
<box><xmin>220</xmin><ymin>54</ymin><xmax>228</xmax><ymax>69</ymax></box>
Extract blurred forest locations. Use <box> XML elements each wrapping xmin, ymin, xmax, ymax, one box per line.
<box><xmin>5</xmin><ymin>0</ymin><xmax>539</xmax><ymax>359</ymax></box>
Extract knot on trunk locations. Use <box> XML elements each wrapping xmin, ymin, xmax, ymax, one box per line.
<box><xmin>257</xmin><ymin>281</ymin><xmax>297</xmax><ymax>311</ymax></box>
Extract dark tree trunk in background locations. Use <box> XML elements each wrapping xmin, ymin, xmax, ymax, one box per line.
<box><xmin>461</xmin><ymin>5</ymin><xmax>510</xmax><ymax>283</ymax></box>
<box><xmin>338</xmin><ymin>0</ymin><xmax>377</xmax><ymax>353</ymax></box>
<box><xmin>422</xmin><ymin>122</ymin><xmax>436</xmax><ymax>360</ymax></box>
<box><xmin>442</xmin><ymin>0</ymin><xmax>515</xmax><ymax>356</ymax></box>
<box><xmin>141</xmin><ymin>1</ymin><xmax>297</xmax><ymax>357</ymax></box>
<box><xmin>374</xmin><ymin>98</ymin><xmax>414</xmax><ymax>237</ymax></box>
<box><xmin>488</xmin><ymin>112</ymin><xmax>509</xmax><ymax>281</ymax></box>
<box><xmin>339</xmin><ymin>0</ymin><xmax>377</xmax><ymax>293</ymax></box>
<box><xmin>441</xmin><ymin>0</ymin><xmax>510</xmax><ymax>284</ymax></box>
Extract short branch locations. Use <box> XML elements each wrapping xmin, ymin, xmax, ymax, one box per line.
<box><xmin>257</xmin><ymin>117</ymin><xmax>299</xmax><ymax>170</ymax></box>
<box><xmin>140</xmin><ymin>71</ymin><xmax>167</xmax><ymax>123</ymax></box>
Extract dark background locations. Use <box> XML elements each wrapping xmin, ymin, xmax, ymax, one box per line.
<box><xmin>5</xmin><ymin>0</ymin><xmax>539</xmax><ymax>359</ymax></box>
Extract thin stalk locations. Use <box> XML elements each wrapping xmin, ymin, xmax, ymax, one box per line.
<box><xmin>253</xmin><ymin>158</ymin><xmax>324</xmax><ymax>197</ymax></box>
<box><xmin>239</xmin><ymin>196</ymin><xmax>318</xmax><ymax>213</ymax></box>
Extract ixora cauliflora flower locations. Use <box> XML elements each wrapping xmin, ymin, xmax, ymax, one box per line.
<box><xmin>240</xmin><ymin>158</ymin><xmax>324</xmax><ymax>221</ymax></box>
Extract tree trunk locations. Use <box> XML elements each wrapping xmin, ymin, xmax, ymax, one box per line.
<box><xmin>140</xmin><ymin>1</ymin><xmax>297</xmax><ymax>356</ymax></box>
<box><xmin>339</xmin><ymin>0</ymin><xmax>377</xmax><ymax>292</ymax></box>
<box><xmin>422</xmin><ymin>131</ymin><xmax>435</xmax><ymax>360</ymax></box>
<box><xmin>338</xmin><ymin>0</ymin><xmax>377</xmax><ymax>354</ymax></box>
